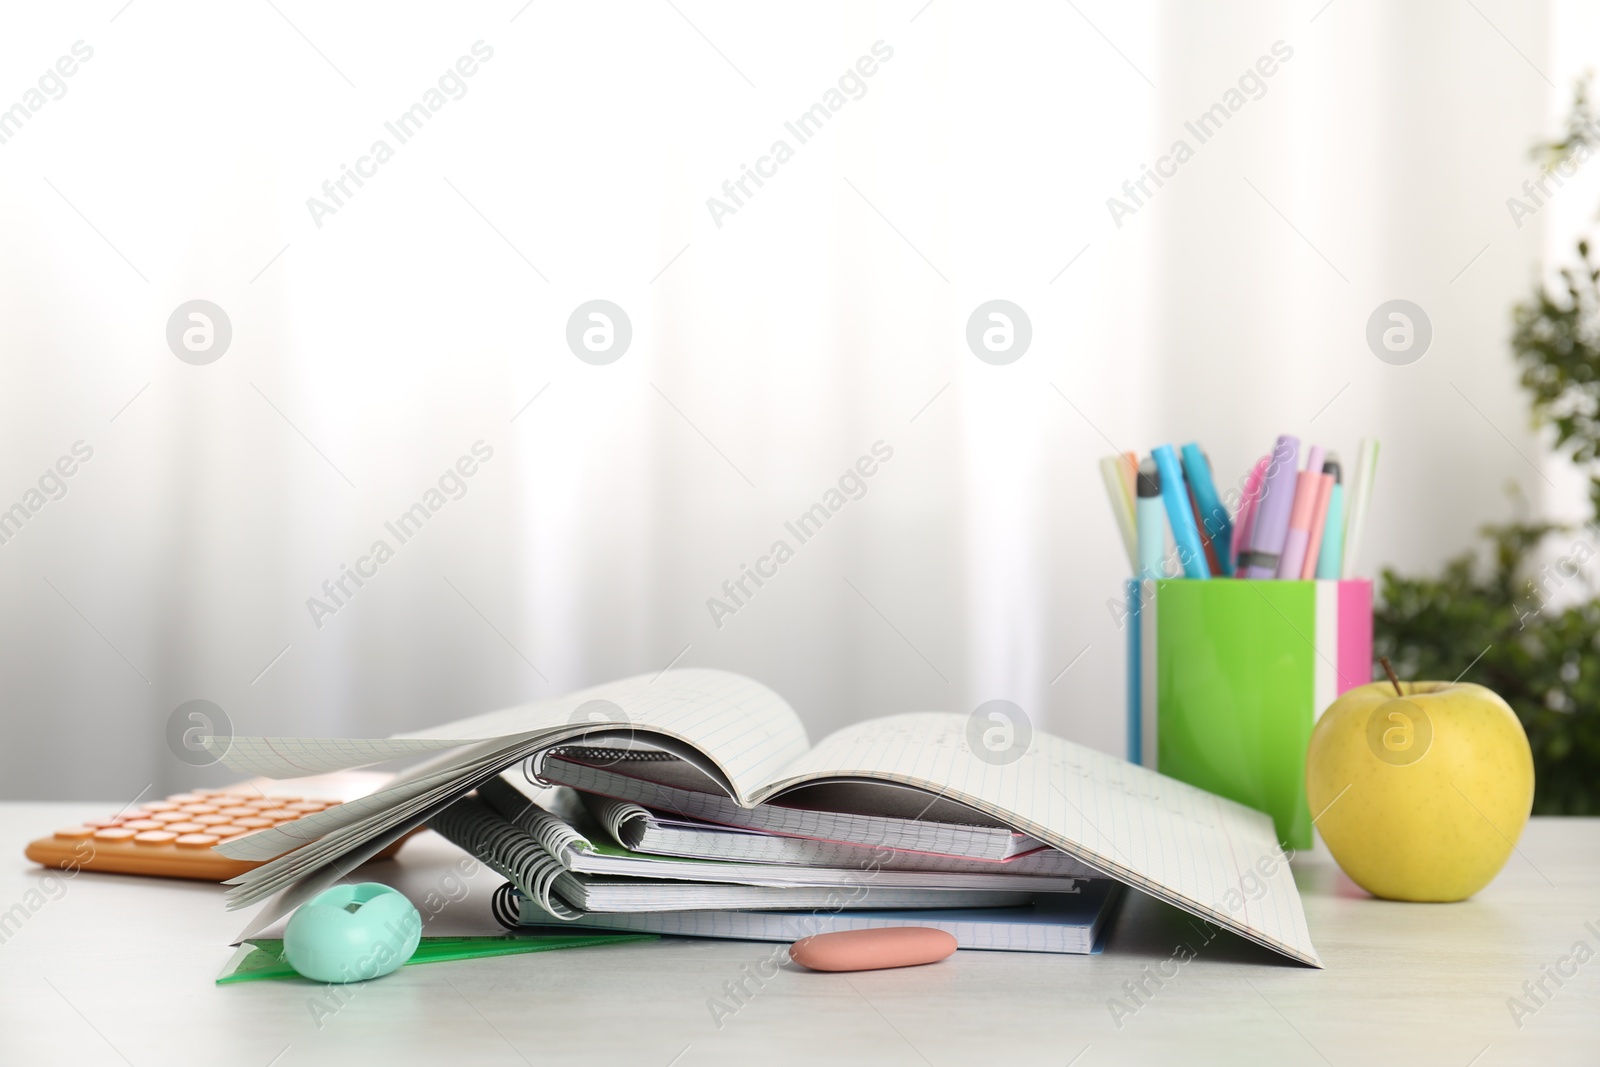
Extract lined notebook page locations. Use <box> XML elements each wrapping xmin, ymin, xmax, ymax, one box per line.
<box><xmin>216</xmin><ymin>737</ymin><xmax>534</xmax><ymax>862</ymax></box>
<box><xmin>755</xmin><ymin>714</ymin><xmax>1320</xmax><ymax>966</ymax></box>
<box><xmin>203</xmin><ymin>735</ymin><xmax>464</xmax><ymax>777</ymax></box>
<box><xmin>211</xmin><ymin>669</ymin><xmax>810</xmax><ymax>801</ymax></box>
<box><xmin>515</xmin><ymin>883</ymin><xmax>1122</xmax><ymax>954</ymax></box>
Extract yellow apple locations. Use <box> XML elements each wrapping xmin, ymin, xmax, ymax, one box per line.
<box><xmin>1305</xmin><ymin>679</ymin><xmax>1534</xmax><ymax>902</ymax></box>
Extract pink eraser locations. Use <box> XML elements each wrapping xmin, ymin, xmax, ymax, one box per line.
<box><xmin>788</xmin><ymin>927</ymin><xmax>958</xmax><ymax>972</ymax></box>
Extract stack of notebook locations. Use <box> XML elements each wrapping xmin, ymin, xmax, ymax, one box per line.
<box><xmin>427</xmin><ymin>754</ymin><xmax>1123</xmax><ymax>954</ymax></box>
<box><xmin>206</xmin><ymin>668</ymin><xmax>1321</xmax><ymax>966</ymax></box>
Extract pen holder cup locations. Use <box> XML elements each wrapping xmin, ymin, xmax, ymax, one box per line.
<box><xmin>1124</xmin><ymin>578</ymin><xmax>1372</xmax><ymax>850</ymax></box>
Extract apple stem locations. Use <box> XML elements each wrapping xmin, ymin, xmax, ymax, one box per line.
<box><xmin>1380</xmin><ymin>656</ymin><xmax>1404</xmax><ymax>697</ymax></box>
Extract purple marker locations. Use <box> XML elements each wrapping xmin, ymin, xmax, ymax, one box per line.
<box><xmin>1242</xmin><ymin>435</ymin><xmax>1300</xmax><ymax>579</ymax></box>
<box><xmin>1275</xmin><ymin>444</ymin><xmax>1325</xmax><ymax>579</ymax></box>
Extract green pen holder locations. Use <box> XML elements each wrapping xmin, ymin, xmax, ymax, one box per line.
<box><xmin>1125</xmin><ymin>578</ymin><xmax>1372</xmax><ymax>850</ymax></box>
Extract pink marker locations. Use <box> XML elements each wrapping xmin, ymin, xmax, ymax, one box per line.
<box><xmin>1232</xmin><ymin>455</ymin><xmax>1270</xmax><ymax>575</ymax></box>
<box><xmin>1275</xmin><ymin>445</ymin><xmax>1325</xmax><ymax>579</ymax></box>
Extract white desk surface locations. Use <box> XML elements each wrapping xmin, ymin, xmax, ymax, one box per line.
<box><xmin>0</xmin><ymin>805</ymin><xmax>1594</xmax><ymax>1066</ymax></box>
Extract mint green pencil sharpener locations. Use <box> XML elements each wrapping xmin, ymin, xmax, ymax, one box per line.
<box><xmin>282</xmin><ymin>882</ymin><xmax>423</xmax><ymax>984</ymax></box>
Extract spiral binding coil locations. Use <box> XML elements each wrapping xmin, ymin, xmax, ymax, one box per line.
<box><xmin>520</xmin><ymin>755</ymin><xmax>545</xmax><ymax>788</ymax></box>
<box><xmin>478</xmin><ymin>776</ymin><xmax>588</xmax><ymax>860</ymax></box>
<box><xmin>582</xmin><ymin>793</ymin><xmax>648</xmax><ymax>849</ymax></box>
<box><xmin>427</xmin><ymin>795</ymin><xmax>581</xmax><ymax>921</ymax></box>
<box><xmin>523</xmin><ymin>745</ymin><xmax>674</xmax><ymax>788</ymax></box>
<box><xmin>549</xmin><ymin>746</ymin><xmax>675</xmax><ymax>763</ymax></box>
<box><xmin>490</xmin><ymin>881</ymin><xmax>520</xmax><ymax>930</ymax></box>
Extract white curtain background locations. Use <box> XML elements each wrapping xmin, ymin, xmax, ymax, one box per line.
<box><xmin>0</xmin><ymin>0</ymin><xmax>1582</xmax><ymax>799</ymax></box>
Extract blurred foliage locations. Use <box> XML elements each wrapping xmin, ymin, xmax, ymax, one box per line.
<box><xmin>1374</xmin><ymin>83</ymin><xmax>1600</xmax><ymax>815</ymax></box>
<box><xmin>1375</xmin><ymin>517</ymin><xmax>1599</xmax><ymax>814</ymax></box>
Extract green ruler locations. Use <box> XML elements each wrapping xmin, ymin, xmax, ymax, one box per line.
<box><xmin>217</xmin><ymin>932</ymin><xmax>659</xmax><ymax>985</ymax></box>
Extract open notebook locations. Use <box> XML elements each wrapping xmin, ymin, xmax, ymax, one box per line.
<box><xmin>208</xmin><ymin>669</ymin><xmax>1320</xmax><ymax>966</ymax></box>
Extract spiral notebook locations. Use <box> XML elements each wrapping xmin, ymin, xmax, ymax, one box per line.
<box><xmin>537</xmin><ymin>751</ymin><xmax>1046</xmax><ymax>860</ymax></box>
<box><xmin>494</xmin><ymin>881</ymin><xmax>1126</xmax><ymax>955</ymax></box>
<box><xmin>580</xmin><ymin>792</ymin><xmax>1094</xmax><ymax>877</ymax></box>
<box><xmin>427</xmin><ymin>790</ymin><xmax>1036</xmax><ymax>915</ymax></box>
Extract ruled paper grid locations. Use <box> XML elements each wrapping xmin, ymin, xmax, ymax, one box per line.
<box><xmin>204</xmin><ymin>735</ymin><xmax>465</xmax><ymax>776</ymax></box>
<box><xmin>212</xmin><ymin>669</ymin><xmax>810</xmax><ymax>796</ymax></box>
<box><xmin>546</xmin><ymin>760</ymin><xmax>1040</xmax><ymax>860</ymax></box>
<box><xmin>756</xmin><ymin>714</ymin><xmax>1319</xmax><ymax>966</ymax></box>
<box><xmin>225</xmin><ymin>755</ymin><xmax>526</xmax><ymax>903</ymax></box>
<box><xmin>596</xmin><ymin>799</ymin><xmax>1097</xmax><ymax>877</ymax></box>
<box><xmin>515</xmin><ymin>887</ymin><xmax>1121</xmax><ymax>953</ymax></box>
<box><xmin>212</xmin><ymin>671</ymin><xmax>812</xmax><ymax>889</ymax></box>
<box><xmin>218</xmin><ymin>738</ymin><xmax>538</xmax><ymax>863</ymax></box>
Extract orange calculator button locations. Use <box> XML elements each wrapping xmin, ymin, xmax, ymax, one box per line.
<box><xmin>92</xmin><ymin>828</ymin><xmax>137</xmax><ymax>841</ymax></box>
<box><xmin>174</xmin><ymin>834</ymin><xmax>220</xmax><ymax>848</ymax></box>
<box><xmin>24</xmin><ymin>789</ymin><xmax>411</xmax><ymax>881</ymax></box>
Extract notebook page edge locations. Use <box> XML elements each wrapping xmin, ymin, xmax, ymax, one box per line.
<box><xmin>751</xmin><ymin>712</ymin><xmax>1322</xmax><ymax>968</ymax></box>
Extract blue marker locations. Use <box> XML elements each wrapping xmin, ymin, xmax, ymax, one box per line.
<box><xmin>1126</xmin><ymin>578</ymin><xmax>1142</xmax><ymax>764</ymax></box>
<box><xmin>1151</xmin><ymin>444</ymin><xmax>1210</xmax><ymax>579</ymax></box>
<box><xmin>1180</xmin><ymin>443</ymin><xmax>1233</xmax><ymax>576</ymax></box>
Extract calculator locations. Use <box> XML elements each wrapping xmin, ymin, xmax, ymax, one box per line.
<box><xmin>24</xmin><ymin>786</ymin><xmax>402</xmax><ymax>881</ymax></box>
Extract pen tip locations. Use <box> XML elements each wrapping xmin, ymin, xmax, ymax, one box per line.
<box><xmin>1137</xmin><ymin>459</ymin><xmax>1160</xmax><ymax>496</ymax></box>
